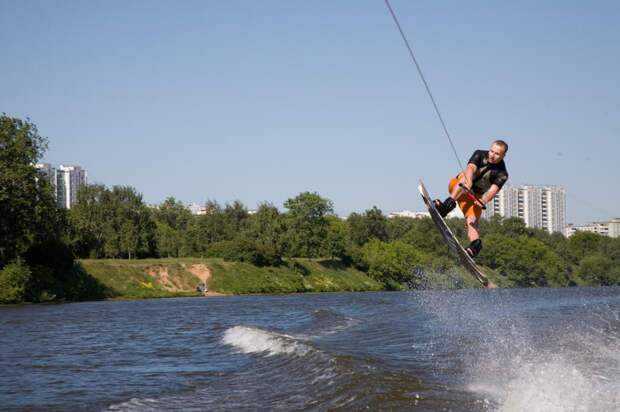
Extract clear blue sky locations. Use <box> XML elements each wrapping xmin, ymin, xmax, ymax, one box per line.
<box><xmin>2</xmin><ymin>0</ymin><xmax>619</xmax><ymax>225</ymax></box>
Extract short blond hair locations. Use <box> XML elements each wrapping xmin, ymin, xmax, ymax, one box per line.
<box><xmin>493</xmin><ymin>139</ymin><xmax>508</xmax><ymax>154</ymax></box>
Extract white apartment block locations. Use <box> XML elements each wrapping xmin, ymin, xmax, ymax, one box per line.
<box><xmin>389</xmin><ymin>208</ymin><xmax>463</xmax><ymax>219</ymax></box>
<box><xmin>518</xmin><ymin>185</ymin><xmax>543</xmax><ymax>230</ymax></box>
<box><xmin>36</xmin><ymin>162</ymin><xmax>57</xmax><ymax>187</ymax></box>
<box><xmin>567</xmin><ymin>218</ymin><xmax>620</xmax><ymax>238</ymax></box>
<box><xmin>36</xmin><ymin>163</ymin><xmax>87</xmax><ymax>209</ymax></box>
<box><xmin>482</xmin><ymin>183</ymin><xmax>566</xmax><ymax>235</ymax></box>
<box><xmin>482</xmin><ymin>183</ymin><xmax>519</xmax><ymax>220</ymax></box>
<box><xmin>388</xmin><ymin>210</ymin><xmax>430</xmax><ymax>219</ymax></box>
<box><xmin>610</xmin><ymin>218</ymin><xmax>620</xmax><ymax>238</ymax></box>
<box><xmin>566</xmin><ymin>222</ymin><xmax>608</xmax><ymax>237</ymax></box>
<box><xmin>542</xmin><ymin>186</ymin><xmax>566</xmax><ymax>234</ymax></box>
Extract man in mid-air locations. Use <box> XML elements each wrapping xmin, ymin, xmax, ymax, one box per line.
<box><xmin>434</xmin><ymin>140</ymin><xmax>509</xmax><ymax>258</ymax></box>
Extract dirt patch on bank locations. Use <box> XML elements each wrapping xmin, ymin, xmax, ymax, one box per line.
<box><xmin>182</xmin><ymin>264</ymin><xmax>210</xmax><ymax>284</ymax></box>
<box><xmin>144</xmin><ymin>263</ymin><xmax>226</xmax><ymax>296</ymax></box>
<box><xmin>182</xmin><ymin>264</ymin><xmax>226</xmax><ymax>296</ymax></box>
<box><xmin>145</xmin><ymin>266</ymin><xmax>182</xmax><ymax>292</ymax></box>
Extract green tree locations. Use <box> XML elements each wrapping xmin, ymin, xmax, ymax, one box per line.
<box><xmin>346</xmin><ymin>206</ymin><xmax>388</xmax><ymax>247</ymax></box>
<box><xmin>402</xmin><ymin>217</ymin><xmax>452</xmax><ymax>260</ymax></box>
<box><xmin>284</xmin><ymin>192</ymin><xmax>333</xmax><ymax>258</ymax></box>
<box><xmin>541</xmin><ymin>231</ymin><xmax>569</xmax><ymax>262</ymax></box>
<box><xmin>113</xmin><ymin>186</ymin><xmax>155</xmax><ymax>258</ymax></box>
<box><xmin>68</xmin><ymin>185</ymin><xmax>156</xmax><ymax>258</ymax></box>
<box><xmin>184</xmin><ymin>200</ymin><xmax>225</xmax><ymax>256</ymax></box>
<box><xmin>346</xmin><ymin>213</ymin><xmax>366</xmax><ymax>247</ymax></box>
<box><xmin>361</xmin><ymin>239</ymin><xmax>425</xmax><ymax>288</ymax></box>
<box><xmin>245</xmin><ymin>202</ymin><xmax>287</xmax><ymax>260</ymax></box>
<box><xmin>0</xmin><ymin>115</ymin><xmax>57</xmax><ymax>267</ymax></box>
<box><xmin>67</xmin><ymin>184</ymin><xmax>109</xmax><ymax>257</ymax></box>
<box><xmin>152</xmin><ymin>197</ymin><xmax>193</xmax><ymax>233</ymax></box>
<box><xmin>155</xmin><ymin>221</ymin><xmax>182</xmax><ymax>258</ymax></box>
<box><xmin>321</xmin><ymin>215</ymin><xmax>347</xmax><ymax>259</ymax></box>
<box><xmin>0</xmin><ymin>115</ymin><xmax>83</xmax><ymax>302</ymax></box>
<box><xmin>479</xmin><ymin>233</ymin><xmax>566</xmax><ymax>287</ymax></box>
<box><xmin>600</xmin><ymin>236</ymin><xmax>620</xmax><ymax>263</ymax></box>
<box><xmin>478</xmin><ymin>214</ymin><xmax>505</xmax><ymax>237</ymax></box>
<box><xmin>0</xmin><ymin>259</ymin><xmax>32</xmax><ymax>303</ymax></box>
<box><xmin>120</xmin><ymin>221</ymin><xmax>139</xmax><ymax>259</ymax></box>
<box><xmin>575</xmin><ymin>253</ymin><xmax>618</xmax><ymax>286</ymax></box>
<box><xmin>566</xmin><ymin>231</ymin><xmax>603</xmax><ymax>266</ymax></box>
<box><xmin>221</xmin><ymin>200</ymin><xmax>250</xmax><ymax>240</ymax></box>
<box><xmin>386</xmin><ymin>216</ymin><xmax>416</xmax><ymax>241</ymax></box>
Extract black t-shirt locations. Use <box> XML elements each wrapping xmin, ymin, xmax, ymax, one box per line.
<box><xmin>468</xmin><ymin>150</ymin><xmax>508</xmax><ymax>194</ymax></box>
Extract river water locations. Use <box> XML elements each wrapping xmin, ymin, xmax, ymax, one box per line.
<box><xmin>1</xmin><ymin>287</ymin><xmax>619</xmax><ymax>411</ymax></box>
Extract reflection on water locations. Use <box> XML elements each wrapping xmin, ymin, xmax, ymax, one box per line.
<box><xmin>1</xmin><ymin>287</ymin><xmax>619</xmax><ymax>411</ymax></box>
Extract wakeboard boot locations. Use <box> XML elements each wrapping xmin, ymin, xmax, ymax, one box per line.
<box><xmin>466</xmin><ymin>238</ymin><xmax>482</xmax><ymax>258</ymax></box>
<box><xmin>434</xmin><ymin>197</ymin><xmax>456</xmax><ymax>218</ymax></box>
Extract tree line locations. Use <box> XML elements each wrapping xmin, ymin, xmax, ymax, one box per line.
<box><xmin>2</xmin><ymin>114</ymin><xmax>619</xmax><ymax>303</ymax></box>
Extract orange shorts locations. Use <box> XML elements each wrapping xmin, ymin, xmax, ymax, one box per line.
<box><xmin>449</xmin><ymin>174</ymin><xmax>483</xmax><ymax>219</ymax></box>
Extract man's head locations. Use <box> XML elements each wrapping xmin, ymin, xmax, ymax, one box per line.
<box><xmin>489</xmin><ymin>140</ymin><xmax>508</xmax><ymax>164</ymax></box>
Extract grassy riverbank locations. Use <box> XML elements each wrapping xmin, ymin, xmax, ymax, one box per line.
<box><xmin>78</xmin><ymin>258</ymin><xmax>385</xmax><ymax>299</ymax></box>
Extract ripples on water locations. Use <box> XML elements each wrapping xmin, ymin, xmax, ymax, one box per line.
<box><xmin>1</xmin><ymin>287</ymin><xmax>619</xmax><ymax>411</ymax></box>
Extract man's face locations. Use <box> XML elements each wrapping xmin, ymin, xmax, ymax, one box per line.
<box><xmin>488</xmin><ymin>143</ymin><xmax>506</xmax><ymax>164</ymax></box>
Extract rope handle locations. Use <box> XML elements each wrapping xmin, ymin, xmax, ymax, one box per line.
<box><xmin>458</xmin><ymin>183</ymin><xmax>486</xmax><ymax>209</ymax></box>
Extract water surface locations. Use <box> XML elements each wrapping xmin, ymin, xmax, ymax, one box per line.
<box><xmin>1</xmin><ymin>287</ymin><xmax>619</xmax><ymax>411</ymax></box>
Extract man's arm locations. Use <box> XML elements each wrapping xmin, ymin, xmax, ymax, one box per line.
<box><xmin>451</xmin><ymin>162</ymin><xmax>478</xmax><ymax>201</ymax></box>
<box><xmin>481</xmin><ymin>184</ymin><xmax>501</xmax><ymax>206</ymax></box>
<box><xmin>461</xmin><ymin>163</ymin><xmax>478</xmax><ymax>190</ymax></box>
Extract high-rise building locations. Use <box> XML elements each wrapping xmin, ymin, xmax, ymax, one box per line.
<box><xmin>482</xmin><ymin>183</ymin><xmax>566</xmax><ymax>234</ymax></box>
<box><xmin>482</xmin><ymin>183</ymin><xmax>518</xmax><ymax>219</ymax></box>
<box><xmin>542</xmin><ymin>186</ymin><xmax>566</xmax><ymax>234</ymax></box>
<box><xmin>35</xmin><ymin>163</ymin><xmax>87</xmax><ymax>209</ymax></box>
<box><xmin>518</xmin><ymin>185</ymin><xmax>543</xmax><ymax>229</ymax></box>
<box><xmin>36</xmin><ymin>163</ymin><xmax>57</xmax><ymax>187</ymax></box>
<box><xmin>57</xmin><ymin>165</ymin><xmax>87</xmax><ymax>209</ymax></box>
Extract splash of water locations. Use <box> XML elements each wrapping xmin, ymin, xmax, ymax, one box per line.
<box><xmin>466</xmin><ymin>307</ymin><xmax>620</xmax><ymax>411</ymax></box>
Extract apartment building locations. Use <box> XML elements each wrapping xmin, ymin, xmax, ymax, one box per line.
<box><xmin>567</xmin><ymin>218</ymin><xmax>620</xmax><ymax>238</ymax></box>
<box><xmin>482</xmin><ymin>183</ymin><xmax>566</xmax><ymax>234</ymax></box>
<box><xmin>542</xmin><ymin>186</ymin><xmax>566</xmax><ymax>234</ymax></box>
<box><xmin>36</xmin><ymin>163</ymin><xmax>87</xmax><ymax>209</ymax></box>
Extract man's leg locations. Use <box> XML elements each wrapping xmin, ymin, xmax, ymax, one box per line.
<box><xmin>449</xmin><ymin>173</ymin><xmax>469</xmax><ymax>201</ymax></box>
<box><xmin>434</xmin><ymin>174</ymin><xmax>463</xmax><ymax>218</ymax></box>
<box><xmin>465</xmin><ymin>215</ymin><xmax>482</xmax><ymax>257</ymax></box>
<box><xmin>434</xmin><ymin>197</ymin><xmax>456</xmax><ymax>217</ymax></box>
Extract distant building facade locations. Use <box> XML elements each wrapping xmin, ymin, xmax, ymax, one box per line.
<box><xmin>567</xmin><ymin>219</ymin><xmax>620</xmax><ymax>238</ymax></box>
<box><xmin>388</xmin><ymin>210</ymin><xmax>430</xmax><ymax>219</ymax></box>
<box><xmin>186</xmin><ymin>202</ymin><xmax>206</xmax><ymax>215</ymax></box>
<box><xmin>482</xmin><ymin>183</ymin><xmax>566</xmax><ymax>235</ymax></box>
<box><xmin>388</xmin><ymin>207</ymin><xmax>462</xmax><ymax>219</ymax></box>
<box><xmin>36</xmin><ymin>163</ymin><xmax>87</xmax><ymax>209</ymax></box>
<box><xmin>610</xmin><ymin>218</ymin><xmax>620</xmax><ymax>238</ymax></box>
<box><xmin>518</xmin><ymin>185</ymin><xmax>543</xmax><ymax>230</ymax></box>
<box><xmin>482</xmin><ymin>183</ymin><xmax>519</xmax><ymax>219</ymax></box>
<box><xmin>542</xmin><ymin>186</ymin><xmax>566</xmax><ymax>234</ymax></box>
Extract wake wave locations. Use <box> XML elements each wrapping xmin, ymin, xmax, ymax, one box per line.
<box><xmin>221</xmin><ymin>325</ymin><xmax>311</xmax><ymax>357</ymax></box>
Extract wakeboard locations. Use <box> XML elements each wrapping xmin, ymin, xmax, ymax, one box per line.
<box><xmin>418</xmin><ymin>179</ymin><xmax>498</xmax><ymax>288</ymax></box>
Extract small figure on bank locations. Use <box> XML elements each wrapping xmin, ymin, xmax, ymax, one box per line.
<box><xmin>434</xmin><ymin>140</ymin><xmax>509</xmax><ymax>258</ymax></box>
